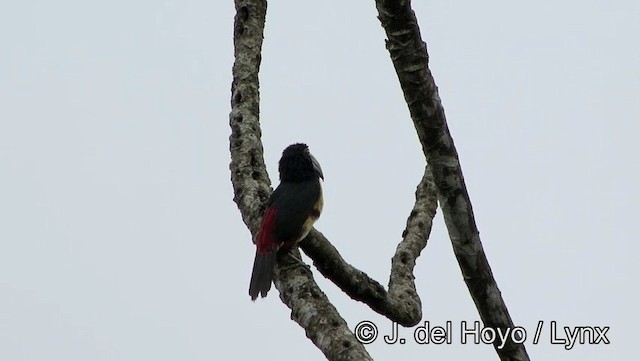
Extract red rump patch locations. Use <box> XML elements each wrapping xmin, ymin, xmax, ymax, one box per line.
<box><xmin>256</xmin><ymin>207</ymin><xmax>279</xmax><ymax>254</ymax></box>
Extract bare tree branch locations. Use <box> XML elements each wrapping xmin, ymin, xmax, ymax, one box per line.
<box><xmin>274</xmin><ymin>250</ymin><xmax>373</xmax><ymax>361</ymax></box>
<box><xmin>300</xmin><ymin>165</ymin><xmax>438</xmax><ymax>327</ymax></box>
<box><xmin>229</xmin><ymin>1</ymin><xmax>372</xmax><ymax>359</ymax></box>
<box><xmin>229</xmin><ymin>0</ymin><xmax>270</xmax><ymax>235</ymax></box>
<box><xmin>230</xmin><ymin>0</ymin><xmax>526</xmax><ymax>360</ymax></box>
<box><xmin>375</xmin><ymin>0</ymin><xmax>531</xmax><ymax>360</ymax></box>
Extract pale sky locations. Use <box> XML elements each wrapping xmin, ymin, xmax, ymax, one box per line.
<box><xmin>1</xmin><ymin>1</ymin><xmax>638</xmax><ymax>360</ymax></box>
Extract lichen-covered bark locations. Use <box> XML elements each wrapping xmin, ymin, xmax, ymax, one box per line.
<box><xmin>374</xmin><ymin>1</ymin><xmax>530</xmax><ymax>360</ymax></box>
<box><xmin>229</xmin><ymin>0</ymin><xmax>270</xmax><ymax>235</ymax></box>
<box><xmin>229</xmin><ymin>1</ymin><xmax>371</xmax><ymax>360</ymax></box>
<box><xmin>301</xmin><ymin>165</ymin><xmax>438</xmax><ymax>327</ymax></box>
<box><xmin>230</xmin><ymin>0</ymin><xmax>515</xmax><ymax>360</ymax></box>
<box><xmin>274</xmin><ymin>250</ymin><xmax>373</xmax><ymax>361</ymax></box>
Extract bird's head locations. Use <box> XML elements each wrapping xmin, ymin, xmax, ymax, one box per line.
<box><xmin>278</xmin><ymin>143</ymin><xmax>324</xmax><ymax>182</ymax></box>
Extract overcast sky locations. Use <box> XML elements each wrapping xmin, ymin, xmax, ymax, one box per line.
<box><xmin>1</xmin><ymin>1</ymin><xmax>638</xmax><ymax>360</ymax></box>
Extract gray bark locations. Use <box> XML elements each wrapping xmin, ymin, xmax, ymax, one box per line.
<box><xmin>375</xmin><ymin>1</ymin><xmax>531</xmax><ymax>360</ymax></box>
<box><xmin>300</xmin><ymin>166</ymin><xmax>437</xmax><ymax>328</ymax></box>
<box><xmin>230</xmin><ymin>0</ymin><xmax>529</xmax><ymax>360</ymax></box>
<box><xmin>230</xmin><ymin>1</ymin><xmax>374</xmax><ymax>360</ymax></box>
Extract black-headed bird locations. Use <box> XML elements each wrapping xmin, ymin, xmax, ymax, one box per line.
<box><xmin>249</xmin><ymin>143</ymin><xmax>324</xmax><ymax>300</ymax></box>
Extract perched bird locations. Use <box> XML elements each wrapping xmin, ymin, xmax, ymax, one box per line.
<box><xmin>249</xmin><ymin>143</ymin><xmax>324</xmax><ymax>300</ymax></box>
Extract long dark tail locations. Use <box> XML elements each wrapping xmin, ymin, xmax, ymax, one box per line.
<box><xmin>249</xmin><ymin>250</ymin><xmax>277</xmax><ymax>300</ymax></box>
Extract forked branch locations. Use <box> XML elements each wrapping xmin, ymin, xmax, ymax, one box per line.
<box><xmin>375</xmin><ymin>0</ymin><xmax>531</xmax><ymax>360</ymax></box>
<box><xmin>230</xmin><ymin>1</ymin><xmax>527</xmax><ymax>360</ymax></box>
<box><xmin>230</xmin><ymin>1</ymin><xmax>372</xmax><ymax>360</ymax></box>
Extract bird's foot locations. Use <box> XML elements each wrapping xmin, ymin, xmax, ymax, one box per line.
<box><xmin>278</xmin><ymin>252</ymin><xmax>312</xmax><ymax>274</ymax></box>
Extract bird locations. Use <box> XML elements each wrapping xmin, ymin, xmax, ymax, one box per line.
<box><xmin>249</xmin><ymin>143</ymin><xmax>324</xmax><ymax>300</ymax></box>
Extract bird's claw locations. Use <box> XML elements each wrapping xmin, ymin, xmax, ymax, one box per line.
<box><xmin>278</xmin><ymin>252</ymin><xmax>312</xmax><ymax>274</ymax></box>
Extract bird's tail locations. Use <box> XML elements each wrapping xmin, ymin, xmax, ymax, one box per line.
<box><xmin>249</xmin><ymin>249</ymin><xmax>277</xmax><ymax>300</ymax></box>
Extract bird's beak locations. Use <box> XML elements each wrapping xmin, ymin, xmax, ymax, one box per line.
<box><xmin>310</xmin><ymin>154</ymin><xmax>324</xmax><ymax>180</ymax></box>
